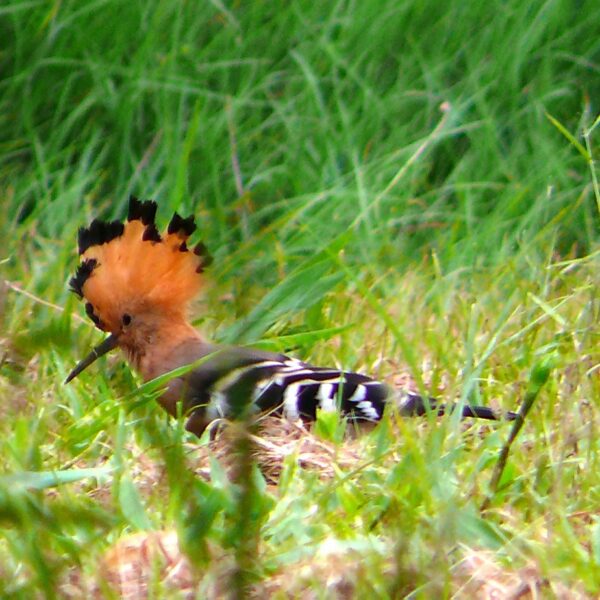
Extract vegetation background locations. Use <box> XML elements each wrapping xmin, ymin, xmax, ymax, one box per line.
<box><xmin>1</xmin><ymin>0</ymin><xmax>599</xmax><ymax>597</ymax></box>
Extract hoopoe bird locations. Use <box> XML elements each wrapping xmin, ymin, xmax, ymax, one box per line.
<box><xmin>66</xmin><ymin>196</ymin><xmax>516</xmax><ymax>437</ymax></box>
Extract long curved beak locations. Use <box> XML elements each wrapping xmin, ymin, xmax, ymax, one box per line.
<box><xmin>65</xmin><ymin>333</ymin><xmax>119</xmax><ymax>384</ymax></box>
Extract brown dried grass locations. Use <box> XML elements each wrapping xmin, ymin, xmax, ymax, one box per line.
<box><xmin>189</xmin><ymin>416</ymin><xmax>367</xmax><ymax>485</ymax></box>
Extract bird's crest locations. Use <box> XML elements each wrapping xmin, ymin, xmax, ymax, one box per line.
<box><xmin>69</xmin><ymin>196</ymin><xmax>212</xmax><ymax>332</ymax></box>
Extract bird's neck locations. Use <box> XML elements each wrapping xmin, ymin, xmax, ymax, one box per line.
<box><xmin>127</xmin><ymin>320</ymin><xmax>205</xmax><ymax>381</ymax></box>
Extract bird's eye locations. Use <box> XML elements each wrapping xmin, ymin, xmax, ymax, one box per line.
<box><xmin>122</xmin><ymin>313</ymin><xmax>132</xmax><ymax>327</ymax></box>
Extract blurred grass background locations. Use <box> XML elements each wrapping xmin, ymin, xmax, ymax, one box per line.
<box><xmin>0</xmin><ymin>0</ymin><xmax>599</xmax><ymax>597</ymax></box>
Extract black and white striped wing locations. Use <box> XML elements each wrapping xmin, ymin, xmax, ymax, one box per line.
<box><xmin>200</xmin><ymin>357</ymin><xmax>389</xmax><ymax>424</ymax></box>
<box><xmin>181</xmin><ymin>347</ymin><xmax>514</xmax><ymax>436</ymax></box>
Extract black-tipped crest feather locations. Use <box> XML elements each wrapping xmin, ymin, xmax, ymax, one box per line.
<box><xmin>128</xmin><ymin>196</ymin><xmax>157</xmax><ymax>225</ymax></box>
<box><xmin>78</xmin><ymin>220</ymin><xmax>124</xmax><ymax>255</ymax></box>
<box><xmin>85</xmin><ymin>301</ymin><xmax>105</xmax><ymax>329</ymax></box>
<box><xmin>142</xmin><ymin>223</ymin><xmax>162</xmax><ymax>243</ymax></box>
<box><xmin>69</xmin><ymin>258</ymin><xmax>98</xmax><ymax>297</ymax></box>
<box><xmin>168</xmin><ymin>212</ymin><xmax>197</xmax><ymax>237</ymax></box>
<box><xmin>192</xmin><ymin>241</ymin><xmax>213</xmax><ymax>273</ymax></box>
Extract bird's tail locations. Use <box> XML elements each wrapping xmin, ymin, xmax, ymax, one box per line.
<box><xmin>397</xmin><ymin>391</ymin><xmax>518</xmax><ymax>421</ymax></box>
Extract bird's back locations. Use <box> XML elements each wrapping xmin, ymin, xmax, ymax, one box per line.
<box><xmin>155</xmin><ymin>341</ymin><xmax>389</xmax><ymax>436</ymax></box>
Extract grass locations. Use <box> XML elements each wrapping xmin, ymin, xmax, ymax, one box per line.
<box><xmin>1</xmin><ymin>0</ymin><xmax>599</xmax><ymax>596</ymax></box>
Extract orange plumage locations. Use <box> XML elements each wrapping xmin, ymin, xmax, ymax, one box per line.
<box><xmin>67</xmin><ymin>197</ymin><xmax>212</xmax><ymax>394</ymax></box>
<box><xmin>70</xmin><ymin>197</ymin><xmax>210</xmax><ymax>333</ymax></box>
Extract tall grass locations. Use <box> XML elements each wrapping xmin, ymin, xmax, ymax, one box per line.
<box><xmin>1</xmin><ymin>0</ymin><xmax>599</xmax><ymax>596</ymax></box>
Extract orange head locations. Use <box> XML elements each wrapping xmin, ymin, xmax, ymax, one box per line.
<box><xmin>66</xmin><ymin>196</ymin><xmax>212</xmax><ymax>382</ymax></box>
